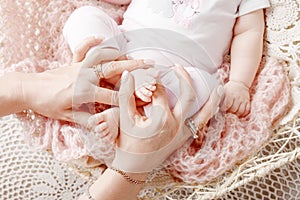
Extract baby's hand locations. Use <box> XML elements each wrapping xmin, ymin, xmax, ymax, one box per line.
<box><xmin>221</xmin><ymin>80</ymin><xmax>250</xmax><ymax>117</ymax></box>
<box><xmin>131</xmin><ymin>68</ymin><xmax>160</xmax><ymax>104</ymax></box>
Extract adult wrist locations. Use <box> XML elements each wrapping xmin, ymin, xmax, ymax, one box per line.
<box><xmin>21</xmin><ymin>72</ymin><xmax>44</xmax><ymax>110</ymax></box>
<box><xmin>109</xmin><ymin>166</ymin><xmax>149</xmax><ymax>184</ymax></box>
<box><xmin>85</xmin><ymin>168</ymin><xmax>149</xmax><ymax>200</ymax></box>
<box><xmin>12</xmin><ymin>73</ymin><xmax>26</xmax><ymax>108</ymax></box>
<box><xmin>0</xmin><ymin>72</ymin><xmax>28</xmax><ymax>115</ymax></box>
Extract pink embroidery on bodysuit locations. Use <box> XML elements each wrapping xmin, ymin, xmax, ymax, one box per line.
<box><xmin>148</xmin><ymin>0</ymin><xmax>201</xmax><ymax>27</ymax></box>
<box><xmin>149</xmin><ymin>0</ymin><xmax>175</xmax><ymax>17</ymax></box>
<box><xmin>172</xmin><ymin>0</ymin><xmax>201</xmax><ymax>27</ymax></box>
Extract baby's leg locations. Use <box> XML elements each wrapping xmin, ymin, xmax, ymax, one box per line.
<box><xmin>87</xmin><ymin>107</ymin><xmax>120</xmax><ymax>142</ymax></box>
<box><xmin>63</xmin><ymin>6</ymin><xmax>126</xmax><ymax>67</ymax></box>
<box><xmin>143</xmin><ymin>65</ymin><xmax>219</xmax><ymax>116</ymax></box>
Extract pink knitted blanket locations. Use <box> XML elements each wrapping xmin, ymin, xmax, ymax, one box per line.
<box><xmin>0</xmin><ymin>1</ymin><xmax>291</xmax><ymax>183</ymax></box>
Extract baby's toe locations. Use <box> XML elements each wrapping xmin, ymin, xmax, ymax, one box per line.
<box><xmin>87</xmin><ymin>113</ymin><xmax>104</xmax><ymax>128</ymax></box>
<box><xmin>145</xmin><ymin>84</ymin><xmax>156</xmax><ymax>91</ymax></box>
<box><xmin>140</xmin><ymin>87</ymin><xmax>153</xmax><ymax>97</ymax></box>
<box><xmin>106</xmin><ymin>131</ymin><xmax>118</xmax><ymax>143</ymax></box>
<box><xmin>95</xmin><ymin>122</ymin><xmax>109</xmax><ymax>137</ymax></box>
<box><xmin>135</xmin><ymin>88</ymin><xmax>152</xmax><ymax>102</ymax></box>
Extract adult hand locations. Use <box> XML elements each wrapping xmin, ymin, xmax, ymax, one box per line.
<box><xmin>79</xmin><ymin>67</ymin><xmax>223</xmax><ymax>200</ymax></box>
<box><xmin>112</xmin><ymin>65</ymin><xmax>197</xmax><ymax>173</ymax></box>
<box><xmin>221</xmin><ymin>80</ymin><xmax>250</xmax><ymax>117</ymax></box>
<box><xmin>22</xmin><ymin>36</ymin><xmax>152</xmax><ymax>125</ymax></box>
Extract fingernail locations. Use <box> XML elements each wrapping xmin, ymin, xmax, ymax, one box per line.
<box><xmin>121</xmin><ymin>70</ymin><xmax>129</xmax><ymax>82</ymax></box>
<box><xmin>143</xmin><ymin>59</ymin><xmax>155</xmax><ymax>65</ymax></box>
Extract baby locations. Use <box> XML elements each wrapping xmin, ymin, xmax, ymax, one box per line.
<box><xmin>63</xmin><ymin>0</ymin><xmax>270</xmax><ymax>141</ymax></box>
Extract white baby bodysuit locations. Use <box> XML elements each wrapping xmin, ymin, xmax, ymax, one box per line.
<box><xmin>122</xmin><ymin>0</ymin><xmax>270</xmax><ymax>73</ymax></box>
<box><xmin>63</xmin><ymin>0</ymin><xmax>270</xmax><ymax>117</ymax></box>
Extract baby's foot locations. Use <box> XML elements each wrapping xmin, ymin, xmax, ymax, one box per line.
<box><xmin>87</xmin><ymin>107</ymin><xmax>120</xmax><ymax>142</ymax></box>
<box><xmin>132</xmin><ymin>68</ymin><xmax>160</xmax><ymax>103</ymax></box>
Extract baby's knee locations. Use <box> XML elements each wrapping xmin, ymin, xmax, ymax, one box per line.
<box><xmin>71</xmin><ymin>6</ymin><xmax>108</xmax><ymax>19</ymax></box>
<box><xmin>63</xmin><ymin>5</ymin><xmax>119</xmax><ymax>54</ymax></box>
<box><xmin>64</xmin><ymin>6</ymin><xmax>112</xmax><ymax>30</ymax></box>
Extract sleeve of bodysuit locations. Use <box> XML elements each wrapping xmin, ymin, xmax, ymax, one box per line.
<box><xmin>238</xmin><ymin>0</ymin><xmax>270</xmax><ymax>16</ymax></box>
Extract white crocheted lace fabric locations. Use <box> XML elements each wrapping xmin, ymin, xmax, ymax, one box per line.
<box><xmin>265</xmin><ymin>0</ymin><xmax>300</xmax><ymax>124</ymax></box>
<box><xmin>0</xmin><ymin>0</ymin><xmax>299</xmax><ymax>199</ymax></box>
<box><xmin>0</xmin><ymin>115</ymin><xmax>91</xmax><ymax>199</ymax></box>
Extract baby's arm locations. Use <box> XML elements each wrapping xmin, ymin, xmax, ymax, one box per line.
<box><xmin>223</xmin><ymin>9</ymin><xmax>265</xmax><ymax>117</ymax></box>
<box><xmin>102</xmin><ymin>0</ymin><xmax>131</xmax><ymax>5</ymax></box>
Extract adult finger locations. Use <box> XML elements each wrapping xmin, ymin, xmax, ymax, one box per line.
<box><xmin>82</xmin><ymin>48</ymin><xmax>120</xmax><ymax>68</ymax></box>
<box><xmin>72</xmin><ymin>36</ymin><xmax>104</xmax><ymax>63</ymax></box>
<box><xmin>151</xmin><ymin>81</ymin><xmax>169</xmax><ymax>113</ymax></box>
<box><xmin>103</xmin><ymin>59</ymin><xmax>154</xmax><ymax>79</ymax></box>
<box><xmin>118</xmin><ymin>71</ymin><xmax>138</xmax><ymax>124</ymax></box>
<box><xmin>116</xmin><ymin>55</ymin><xmax>128</xmax><ymax>61</ymax></box>
<box><xmin>192</xmin><ymin>85</ymin><xmax>223</xmax><ymax>127</ymax></box>
<box><xmin>93</xmin><ymin>86</ymin><xmax>119</xmax><ymax>106</ymax></box>
<box><xmin>174</xmin><ymin>71</ymin><xmax>223</xmax><ymax>139</ymax></box>
<box><xmin>148</xmin><ymin>81</ymin><xmax>170</xmax><ymax>132</ymax></box>
<box><xmin>172</xmin><ymin>65</ymin><xmax>196</xmax><ymax>121</ymax></box>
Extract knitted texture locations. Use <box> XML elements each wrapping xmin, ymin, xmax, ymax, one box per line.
<box><xmin>0</xmin><ymin>0</ymin><xmax>291</xmax><ymax>184</ymax></box>
<box><xmin>0</xmin><ymin>0</ymin><xmax>125</xmax><ymax>72</ymax></box>
<box><xmin>0</xmin><ymin>0</ymin><xmax>125</xmax><ymax>165</ymax></box>
<box><xmin>164</xmin><ymin>57</ymin><xmax>291</xmax><ymax>183</ymax></box>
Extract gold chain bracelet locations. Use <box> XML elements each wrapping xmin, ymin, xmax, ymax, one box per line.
<box><xmin>84</xmin><ymin>167</ymin><xmax>147</xmax><ymax>200</ymax></box>
<box><xmin>109</xmin><ymin>166</ymin><xmax>147</xmax><ymax>185</ymax></box>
